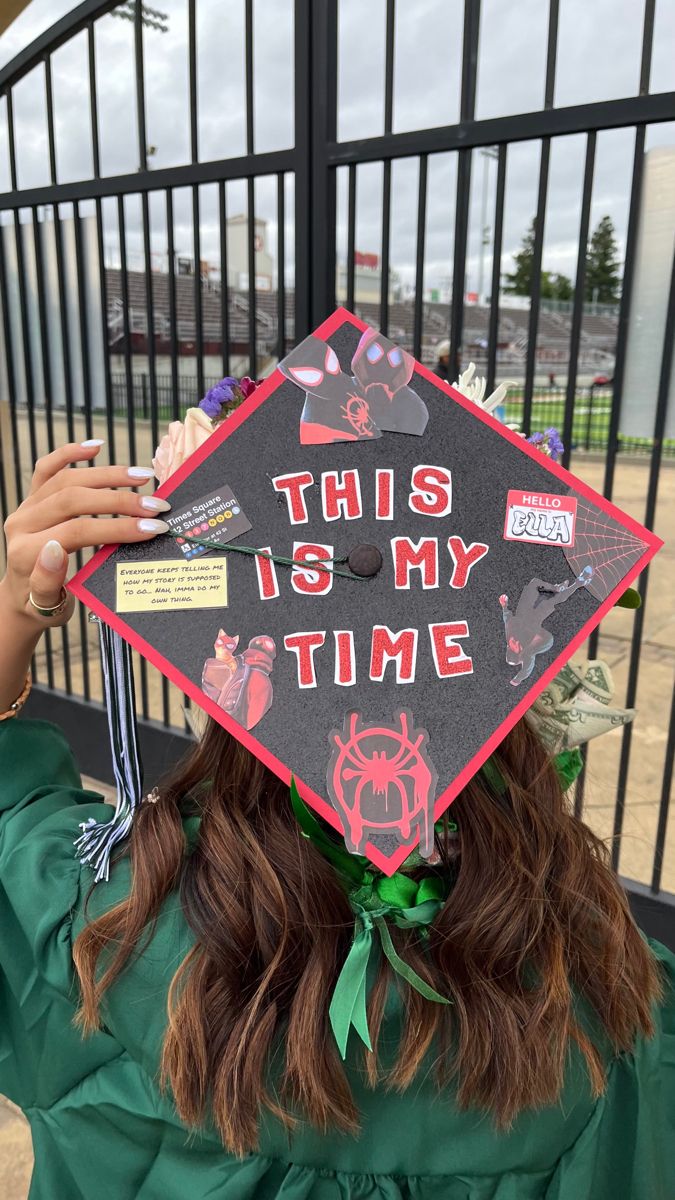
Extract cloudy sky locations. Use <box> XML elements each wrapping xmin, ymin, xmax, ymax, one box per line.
<box><xmin>0</xmin><ymin>0</ymin><xmax>673</xmax><ymax>297</ymax></box>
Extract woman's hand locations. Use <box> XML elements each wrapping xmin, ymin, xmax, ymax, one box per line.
<box><xmin>1</xmin><ymin>441</ymin><xmax>171</xmax><ymax>628</ymax></box>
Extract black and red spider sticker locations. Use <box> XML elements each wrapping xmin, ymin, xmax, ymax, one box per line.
<box><xmin>278</xmin><ymin>327</ymin><xmax>429</xmax><ymax>445</ymax></box>
<box><xmin>326</xmin><ymin>709</ymin><xmax>438</xmax><ymax>858</ymax></box>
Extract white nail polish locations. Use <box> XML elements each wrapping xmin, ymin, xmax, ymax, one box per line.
<box><xmin>137</xmin><ymin>518</ymin><xmax>170</xmax><ymax>534</ymax></box>
<box><xmin>40</xmin><ymin>539</ymin><xmax>65</xmax><ymax>571</ymax></box>
<box><xmin>140</xmin><ymin>496</ymin><xmax>171</xmax><ymax>512</ymax></box>
<box><xmin>128</xmin><ymin>466</ymin><xmax>155</xmax><ymax>479</ymax></box>
<box><xmin>81</xmin><ymin>438</ymin><xmax>105</xmax><ymax>447</ymax></box>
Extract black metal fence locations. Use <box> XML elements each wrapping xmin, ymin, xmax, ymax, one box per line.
<box><xmin>0</xmin><ymin>0</ymin><xmax>673</xmax><ymax>937</ymax></box>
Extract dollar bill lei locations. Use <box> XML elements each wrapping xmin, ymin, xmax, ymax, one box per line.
<box><xmin>290</xmin><ymin>747</ymin><xmax>583</xmax><ymax>1058</ymax></box>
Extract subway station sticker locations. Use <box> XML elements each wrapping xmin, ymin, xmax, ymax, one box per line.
<box><xmin>166</xmin><ymin>487</ymin><xmax>252</xmax><ymax>559</ymax></box>
<box><xmin>503</xmin><ymin>490</ymin><xmax>577</xmax><ymax>548</ymax></box>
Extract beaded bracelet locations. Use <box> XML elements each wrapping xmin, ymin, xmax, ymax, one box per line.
<box><xmin>0</xmin><ymin>673</ymin><xmax>32</xmax><ymax>722</ymax></box>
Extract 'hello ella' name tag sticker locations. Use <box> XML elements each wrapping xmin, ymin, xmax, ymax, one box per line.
<box><xmin>504</xmin><ymin>490</ymin><xmax>577</xmax><ymax>548</ymax></box>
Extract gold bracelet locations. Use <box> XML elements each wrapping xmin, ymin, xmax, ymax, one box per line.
<box><xmin>0</xmin><ymin>672</ymin><xmax>32</xmax><ymax>722</ymax></box>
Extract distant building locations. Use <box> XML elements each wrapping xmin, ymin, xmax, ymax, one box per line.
<box><xmin>226</xmin><ymin>215</ymin><xmax>274</xmax><ymax>291</ymax></box>
<box><xmin>336</xmin><ymin>252</ymin><xmax>397</xmax><ymax>304</ymax></box>
<box><xmin>621</xmin><ymin>146</ymin><xmax>675</xmax><ymax>440</ymax></box>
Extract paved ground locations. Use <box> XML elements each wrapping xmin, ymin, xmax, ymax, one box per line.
<box><xmin>1</xmin><ymin>409</ymin><xmax>674</xmax><ymax>1198</ymax></box>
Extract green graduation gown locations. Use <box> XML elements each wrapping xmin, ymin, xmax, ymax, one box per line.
<box><xmin>1</xmin><ymin>718</ymin><xmax>673</xmax><ymax>1199</ymax></box>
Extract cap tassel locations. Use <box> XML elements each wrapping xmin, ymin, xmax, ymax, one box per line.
<box><xmin>74</xmin><ymin>621</ymin><xmax>144</xmax><ymax>882</ymax></box>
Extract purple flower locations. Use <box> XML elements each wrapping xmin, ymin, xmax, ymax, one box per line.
<box><xmin>199</xmin><ymin>379</ymin><xmax>236</xmax><ymax>419</ymax></box>
<box><xmin>527</xmin><ymin>426</ymin><xmax>564</xmax><ymax>462</ymax></box>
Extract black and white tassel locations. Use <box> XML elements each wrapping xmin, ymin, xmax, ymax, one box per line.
<box><xmin>74</xmin><ymin>620</ymin><xmax>144</xmax><ymax>882</ymax></box>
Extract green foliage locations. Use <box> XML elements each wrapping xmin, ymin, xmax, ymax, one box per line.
<box><xmin>585</xmin><ymin>215</ymin><xmax>621</xmax><ymax>304</ymax></box>
<box><xmin>541</xmin><ymin>271</ymin><xmax>574</xmax><ymax>301</ymax></box>
<box><xmin>503</xmin><ymin>218</ymin><xmax>573</xmax><ymax>300</ymax></box>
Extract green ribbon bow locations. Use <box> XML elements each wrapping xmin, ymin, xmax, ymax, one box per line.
<box><xmin>329</xmin><ymin>871</ymin><xmax>450</xmax><ymax>1058</ymax></box>
<box><xmin>290</xmin><ymin>742</ymin><xmax>582</xmax><ymax>1059</ymax></box>
<box><xmin>290</xmin><ymin>779</ymin><xmax>451</xmax><ymax>1058</ymax></box>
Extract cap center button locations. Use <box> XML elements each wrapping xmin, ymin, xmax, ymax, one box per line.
<box><xmin>348</xmin><ymin>544</ymin><xmax>383</xmax><ymax>578</ymax></box>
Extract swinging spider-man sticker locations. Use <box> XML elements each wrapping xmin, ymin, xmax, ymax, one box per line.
<box><xmin>327</xmin><ymin>710</ymin><xmax>438</xmax><ymax>859</ymax></box>
<box><xmin>278</xmin><ymin>326</ymin><xmax>429</xmax><ymax>445</ymax></box>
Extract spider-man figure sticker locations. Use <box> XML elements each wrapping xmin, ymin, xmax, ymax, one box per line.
<box><xmin>69</xmin><ymin>307</ymin><xmax>663</xmax><ymax>875</ymax></box>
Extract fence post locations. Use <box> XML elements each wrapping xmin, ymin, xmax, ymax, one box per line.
<box><xmin>141</xmin><ymin>373</ymin><xmax>148</xmax><ymax>419</ymax></box>
<box><xmin>585</xmin><ymin>383</ymin><xmax>594</xmax><ymax>450</ymax></box>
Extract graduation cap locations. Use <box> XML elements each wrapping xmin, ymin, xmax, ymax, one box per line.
<box><xmin>69</xmin><ymin>308</ymin><xmax>662</xmax><ymax>879</ymax></box>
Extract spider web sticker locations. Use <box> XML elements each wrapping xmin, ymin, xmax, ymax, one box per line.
<box><xmin>563</xmin><ymin>501</ymin><xmax>649</xmax><ymax>602</ymax></box>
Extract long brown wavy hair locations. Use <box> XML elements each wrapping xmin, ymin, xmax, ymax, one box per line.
<box><xmin>73</xmin><ymin>717</ymin><xmax>661</xmax><ymax>1156</ymax></box>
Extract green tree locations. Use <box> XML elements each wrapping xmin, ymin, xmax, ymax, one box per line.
<box><xmin>585</xmin><ymin>215</ymin><xmax>621</xmax><ymax>304</ymax></box>
<box><xmin>504</xmin><ymin>219</ymin><xmax>536</xmax><ymax>295</ymax></box>
<box><xmin>504</xmin><ymin>220</ymin><xmax>573</xmax><ymax>300</ymax></box>
<box><xmin>541</xmin><ymin>271</ymin><xmax>574</xmax><ymax>301</ymax></box>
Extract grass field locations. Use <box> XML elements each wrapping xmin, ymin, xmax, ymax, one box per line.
<box><xmin>104</xmin><ymin>377</ymin><xmax>675</xmax><ymax>457</ymax></box>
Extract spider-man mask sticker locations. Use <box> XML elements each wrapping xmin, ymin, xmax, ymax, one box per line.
<box><xmin>70</xmin><ymin>307</ymin><xmax>663</xmax><ymax>876</ymax></box>
<box><xmin>278</xmin><ymin>327</ymin><xmax>429</xmax><ymax>445</ymax></box>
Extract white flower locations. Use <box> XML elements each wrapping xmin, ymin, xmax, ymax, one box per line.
<box><xmin>452</xmin><ymin>362</ymin><xmax>521</xmax><ymax>432</ymax></box>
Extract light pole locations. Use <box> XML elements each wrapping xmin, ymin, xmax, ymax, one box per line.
<box><xmin>478</xmin><ymin>147</ymin><xmax>499</xmax><ymax>305</ymax></box>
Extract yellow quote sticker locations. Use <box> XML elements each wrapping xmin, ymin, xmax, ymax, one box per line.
<box><xmin>116</xmin><ymin>560</ymin><xmax>228</xmax><ymax>613</ymax></box>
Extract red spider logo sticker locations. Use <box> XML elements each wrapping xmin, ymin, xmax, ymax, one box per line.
<box><xmin>327</xmin><ymin>710</ymin><xmax>438</xmax><ymax>859</ymax></box>
<box><xmin>341</xmin><ymin>393</ymin><xmax>375</xmax><ymax>438</ymax></box>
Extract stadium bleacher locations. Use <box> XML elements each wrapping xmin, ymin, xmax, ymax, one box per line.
<box><xmin>104</xmin><ymin>269</ymin><xmax>617</xmax><ymax>372</ymax></box>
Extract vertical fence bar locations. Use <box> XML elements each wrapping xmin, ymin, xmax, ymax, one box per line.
<box><xmin>245</xmin><ymin>0</ymin><xmax>257</xmax><ymax>375</ymax></box>
<box><xmin>73</xmin><ymin>201</ymin><xmax>93</xmax><ymax>442</ymax></box>
<box><xmin>309</xmin><ymin>0</ymin><xmax>337</xmax><ymax>325</ymax></box>
<box><xmin>611</xmin><ymin>248</ymin><xmax>675</xmax><ymax>870</ymax></box>
<box><xmin>95</xmin><ymin>198</ymin><xmax>115</xmax><ymax>458</ymax></box>
<box><xmin>72</xmin><ymin>201</ymin><xmax>95</xmax><ymax>701</ymax></box>
<box><xmin>412</xmin><ymin>155</ymin><xmax>428</xmax><ymax>359</ymax></box>
<box><xmin>346</xmin><ymin>164</ymin><xmax>356</xmax><ymax>312</ymax></box>
<box><xmin>166</xmin><ymin>188</ymin><xmax>180</xmax><ymax>419</ymax></box>
<box><xmin>293</xmin><ymin>0</ymin><xmax>311</xmax><ymax>339</ymax></box>
<box><xmin>277</xmin><ymin>171</ymin><xmax>285</xmax><ymax>361</ymax></box>
<box><xmin>117</xmin><ymin>194</ymin><xmax>136</xmax><ymax>462</ymax></box>
<box><xmin>188</xmin><ymin>0</ymin><xmax>198</xmax><ymax>164</ymax></box>
<box><xmin>11</xmin><ymin>207</ymin><xmax>39</xmax><ymax>466</ymax></box>
<box><xmin>192</xmin><ymin>187</ymin><xmax>204</xmax><ymax>398</ymax></box>
<box><xmin>561</xmin><ymin>131</ymin><xmax>595</xmax><ymax>469</ymax></box>
<box><xmin>219</xmin><ymin>181</ymin><xmax>230</xmax><ymax>375</ymax></box>
<box><xmin>651</xmin><ymin>677</ymin><xmax>675</xmax><ymax>894</ymax></box>
<box><xmin>522</xmin><ymin>0</ymin><xmax>557</xmax><ymax>435</ymax></box>
<box><xmin>44</xmin><ymin>54</ymin><xmax>78</xmax><ymax>693</ymax></box>
<box><xmin>0</xmin><ymin>219</ymin><xmax>23</xmax><ymax>503</ymax></box>
<box><xmin>88</xmin><ymin>21</ymin><xmax>100</xmax><ymax>179</ymax></box>
<box><xmin>521</xmin><ymin>142</ymin><xmax>549</xmax><ymax>437</ymax></box>
<box><xmin>379</xmin><ymin>0</ymin><xmax>395</xmax><ymax>335</ymax></box>
<box><xmin>449</xmin><ymin>0</ymin><xmax>481</xmax><ymax>381</ymax></box>
<box><xmin>31</xmin><ymin>208</ymin><xmax>54</xmax><ymax>452</ymax></box>
<box><xmin>7</xmin><ymin>92</ymin><xmax>39</xmax><ymax>473</ymax></box>
<box><xmin>486</xmin><ymin>144</ymin><xmax>506</xmax><ymax>396</ymax></box>
<box><xmin>247</xmin><ymin>178</ymin><xmax>257</xmax><ymax>376</ymax></box>
<box><xmin>134</xmin><ymin>0</ymin><xmax>147</xmax><ymax>173</ymax></box>
<box><xmin>141</xmin><ymin>192</ymin><xmax>159</xmax><ymax>453</ymax></box>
